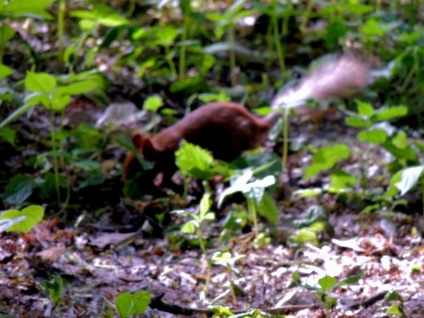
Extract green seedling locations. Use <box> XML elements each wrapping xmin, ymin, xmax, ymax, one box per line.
<box><xmin>115</xmin><ymin>291</ymin><xmax>151</xmax><ymax>318</ymax></box>
<box><xmin>293</xmin><ymin>271</ymin><xmax>362</xmax><ymax>318</ymax></box>
<box><xmin>179</xmin><ymin>192</ymin><xmax>215</xmax><ymax>295</ymax></box>
<box><xmin>211</xmin><ymin>251</ymin><xmax>245</xmax><ymax>306</ymax></box>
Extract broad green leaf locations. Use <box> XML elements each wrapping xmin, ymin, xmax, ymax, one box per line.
<box><xmin>318</xmin><ymin>275</ymin><xmax>337</xmax><ymax>292</ymax></box>
<box><xmin>170</xmin><ymin>76</ymin><xmax>203</xmax><ymax>93</ymax></box>
<box><xmin>360</xmin><ymin>19</ymin><xmax>388</xmax><ymax>38</ymax></box>
<box><xmin>143</xmin><ymin>96</ymin><xmax>163</xmax><ymax>112</ymax></box>
<box><xmin>25</xmin><ymin>72</ymin><xmax>56</xmax><ymax>93</ymax></box>
<box><xmin>392</xmin><ymin>131</ymin><xmax>408</xmax><ymax>149</ymax></box>
<box><xmin>304</xmin><ymin>144</ymin><xmax>350</xmax><ymax>179</ymax></box>
<box><xmin>0</xmin><ymin>127</ymin><xmax>16</xmax><ymax>145</ymax></box>
<box><xmin>155</xmin><ymin>26</ymin><xmax>178</xmax><ymax>45</ymax></box>
<box><xmin>115</xmin><ymin>291</ymin><xmax>151</xmax><ymax>318</ymax></box>
<box><xmin>292</xmin><ymin>188</ymin><xmax>323</xmax><ymax>199</ymax></box>
<box><xmin>175</xmin><ymin>141</ymin><xmax>232</xmax><ymax>180</ymax></box>
<box><xmin>337</xmin><ymin>272</ymin><xmax>363</xmax><ymax>287</ymax></box>
<box><xmin>4</xmin><ymin>0</ymin><xmax>55</xmax><ymax>19</ymax></box>
<box><xmin>357</xmin><ymin>129</ymin><xmax>387</xmax><ymax>145</ymax></box>
<box><xmin>385</xmin><ymin>291</ymin><xmax>404</xmax><ymax>302</ymax></box>
<box><xmin>345</xmin><ymin>116</ymin><xmax>371</xmax><ymax>128</ymax></box>
<box><xmin>50</xmin><ymin>93</ymin><xmax>70</xmax><ymax>111</ymax></box>
<box><xmin>395</xmin><ymin>166</ymin><xmax>424</xmax><ymax>196</ymax></box>
<box><xmin>373</xmin><ymin>106</ymin><xmax>408</xmax><ymax>122</ymax></box>
<box><xmin>41</xmin><ymin>275</ymin><xmax>63</xmax><ymax>305</ymax></box>
<box><xmin>55</xmin><ymin>80</ymin><xmax>101</xmax><ymax>95</ymax></box>
<box><xmin>0</xmin><ymin>205</ymin><xmax>44</xmax><ymax>232</ymax></box>
<box><xmin>356</xmin><ymin>100</ymin><xmax>374</xmax><ymax>117</ymax></box>
<box><xmin>288</xmin><ymin>228</ymin><xmax>318</xmax><ymax>247</ymax></box>
<box><xmin>199</xmin><ymin>193</ymin><xmax>212</xmax><ymax>218</ymax></box>
<box><xmin>181</xmin><ymin>220</ymin><xmax>197</xmax><ymax>234</ymax></box>
<box><xmin>0</xmin><ymin>25</ymin><xmax>15</xmax><ymax>44</ymax></box>
<box><xmin>386</xmin><ymin>303</ymin><xmax>405</xmax><ymax>317</ymax></box>
<box><xmin>3</xmin><ymin>174</ymin><xmax>35</xmax><ymax>204</ymax></box>
<box><xmin>257</xmin><ymin>192</ymin><xmax>279</xmax><ymax>225</ymax></box>
<box><xmin>330</xmin><ymin>169</ymin><xmax>356</xmax><ymax>190</ymax></box>
<box><xmin>0</xmin><ymin>63</ymin><xmax>14</xmax><ymax>79</ymax></box>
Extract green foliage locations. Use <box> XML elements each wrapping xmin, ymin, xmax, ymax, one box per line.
<box><xmin>294</xmin><ymin>271</ymin><xmax>362</xmax><ymax>316</ymax></box>
<box><xmin>0</xmin><ymin>0</ymin><xmax>55</xmax><ymax>19</ymax></box>
<box><xmin>115</xmin><ymin>291</ymin><xmax>151</xmax><ymax>318</ymax></box>
<box><xmin>0</xmin><ymin>205</ymin><xmax>44</xmax><ymax>233</ymax></box>
<box><xmin>41</xmin><ymin>275</ymin><xmax>64</xmax><ymax>306</ymax></box>
<box><xmin>175</xmin><ymin>141</ymin><xmax>233</xmax><ymax>180</ymax></box>
<box><xmin>3</xmin><ymin>174</ymin><xmax>36</xmax><ymax>205</ymax></box>
<box><xmin>304</xmin><ymin>144</ymin><xmax>350</xmax><ymax>179</ymax></box>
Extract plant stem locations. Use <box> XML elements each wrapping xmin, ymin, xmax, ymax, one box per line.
<box><xmin>197</xmin><ymin>228</ymin><xmax>211</xmax><ymax>294</ymax></box>
<box><xmin>57</xmin><ymin>0</ymin><xmax>65</xmax><ymax>70</ymax></box>
<box><xmin>247</xmin><ymin>198</ymin><xmax>258</xmax><ymax>237</ymax></box>
<box><xmin>272</xmin><ymin>0</ymin><xmax>285</xmax><ymax>74</ymax></box>
<box><xmin>179</xmin><ymin>19</ymin><xmax>189</xmax><ymax>80</ymax></box>
<box><xmin>229</xmin><ymin>26</ymin><xmax>237</xmax><ymax>86</ymax></box>
<box><xmin>281</xmin><ymin>107</ymin><xmax>289</xmax><ymax>179</ymax></box>
<box><xmin>50</xmin><ymin>110</ymin><xmax>61</xmax><ymax>203</ymax></box>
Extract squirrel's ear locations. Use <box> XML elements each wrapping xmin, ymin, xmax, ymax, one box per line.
<box><xmin>132</xmin><ymin>131</ymin><xmax>144</xmax><ymax>149</ymax></box>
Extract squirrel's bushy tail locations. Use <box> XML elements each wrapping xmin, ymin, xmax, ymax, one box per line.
<box><xmin>271</xmin><ymin>54</ymin><xmax>370</xmax><ymax>109</ymax></box>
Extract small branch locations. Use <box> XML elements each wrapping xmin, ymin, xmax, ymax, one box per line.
<box><xmin>149</xmin><ymin>293</ymin><xmax>317</xmax><ymax>316</ymax></box>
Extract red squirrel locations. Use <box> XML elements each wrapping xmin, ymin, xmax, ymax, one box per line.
<box><xmin>124</xmin><ymin>54</ymin><xmax>370</xmax><ymax>187</ymax></box>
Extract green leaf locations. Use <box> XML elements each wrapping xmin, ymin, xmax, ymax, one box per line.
<box><xmin>0</xmin><ymin>205</ymin><xmax>44</xmax><ymax>233</ymax></box>
<box><xmin>372</xmin><ymin>106</ymin><xmax>408</xmax><ymax>122</ymax></box>
<box><xmin>3</xmin><ymin>174</ymin><xmax>36</xmax><ymax>204</ymax></box>
<box><xmin>392</xmin><ymin>131</ymin><xmax>408</xmax><ymax>149</ymax></box>
<box><xmin>345</xmin><ymin>116</ymin><xmax>371</xmax><ymax>128</ymax></box>
<box><xmin>50</xmin><ymin>93</ymin><xmax>70</xmax><ymax>111</ymax></box>
<box><xmin>0</xmin><ymin>63</ymin><xmax>14</xmax><ymax>79</ymax></box>
<box><xmin>337</xmin><ymin>272</ymin><xmax>363</xmax><ymax>287</ymax></box>
<box><xmin>0</xmin><ymin>127</ymin><xmax>16</xmax><ymax>145</ymax></box>
<box><xmin>357</xmin><ymin>129</ymin><xmax>387</xmax><ymax>145</ymax></box>
<box><xmin>115</xmin><ymin>291</ymin><xmax>151</xmax><ymax>318</ymax></box>
<box><xmin>4</xmin><ymin>0</ymin><xmax>55</xmax><ymax>19</ymax></box>
<box><xmin>143</xmin><ymin>96</ymin><xmax>163</xmax><ymax>112</ymax></box>
<box><xmin>25</xmin><ymin>72</ymin><xmax>56</xmax><ymax>93</ymax></box>
<box><xmin>199</xmin><ymin>193</ymin><xmax>212</xmax><ymax>219</ymax></box>
<box><xmin>288</xmin><ymin>228</ymin><xmax>318</xmax><ymax>247</ymax></box>
<box><xmin>330</xmin><ymin>169</ymin><xmax>356</xmax><ymax>190</ymax></box>
<box><xmin>318</xmin><ymin>275</ymin><xmax>337</xmax><ymax>292</ymax></box>
<box><xmin>56</xmin><ymin>80</ymin><xmax>101</xmax><ymax>95</ymax></box>
<box><xmin>175</xmin><ymin>141</ymin><xmax>232</xmax><ymax>180</ymax></box>
<box><xmin>304</xmin><ymin>144</ymin><xmax>350</xmax><ymax>179</ymax></box>
<box><xmin>356</xmin><ymin>100</ymin><xmax>374</xmax><ymax>117</ymax></box>
<box><xmin>257</xmin><ymin>192</ymin><xmax>279</xmax><ymax>225</ymax></box>
<box><xmin>0</xmin><ymin>25</ymin><xmax>15</xmax><ymax>44</ymax></box>
<box><xmin>42</xmin><ymin>275</ymin><xmax>63</xmax><ymax>305</ymax></box>
<box><xmin>181</xmin><ymin>220</ymin><xmax>197</xmax><ymax>233</ymax></box>
<box><xmin>385</xmin><ymin>291</ymin><xmax>404</xmax><ymax>302</ymax></box>
<box><xmin>386</xmin><ymin>303</ymin><xmax>405</xmax><ymax>317</ymax></box>
<box><xmin>395</xmin><ymin>166</ymin><xmax>424</xmax><ymax>196</ymax></box>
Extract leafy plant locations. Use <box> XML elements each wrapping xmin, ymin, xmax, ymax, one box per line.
<box><xmin>42</xmin><ymin>275</ymin><xmax>64</xmax><ymax>314</ymax></box>
<box><xmin>0</xmin><ymin>205</ymin><xmax>44</xmax><ymax>233</ymax></box>
<box><xmin>218</xmin><ymin>168</ymin><xmax>277</xmax><ymax>238</ymax></box>
<box><xmin>293</xmin><ymin>271</ymin><xmax>362</xmax><ymax>317</ymax></box>
<box><xmin>115</xmin><ymin>291</ymin><xmax>151</xmax><ymax>318</ymax></box>
<box><xmin>211</xmin><ymin>251</ymin><xmax>245</xmax><ymax>306</ymax></box>
<box><xmin>179</xmin><ymin>192</ymin><xmax>215</xmax><ymax>294</ymax></box>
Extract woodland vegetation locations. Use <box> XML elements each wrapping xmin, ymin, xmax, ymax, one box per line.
<box><xmin>0</xmin><ymin>0</ymin><xmax>424</xmax><ymax>317</ymax></box>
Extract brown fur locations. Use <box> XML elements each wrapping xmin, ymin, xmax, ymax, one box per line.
<box><xmin>124</xmin><ymin>102</ymin><xmax>280</xmax><ymax>184</ymax></box>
